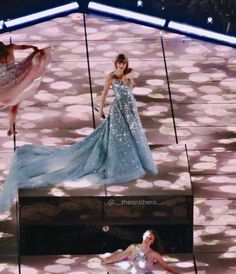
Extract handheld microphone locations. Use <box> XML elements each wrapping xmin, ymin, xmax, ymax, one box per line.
<box><xmin>94</xmin><ymin>106</ymin><xmax>106</xmax><ymax>119</ymax></box>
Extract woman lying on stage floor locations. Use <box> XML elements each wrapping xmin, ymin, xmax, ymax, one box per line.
<box><xmin>0</xmin><ymin>53</ymin><xmax>157</xmax><ymax>213</ymax></box>
<box><xmin>0</xmin><ymin>41</ymin><xmax>51</xmax><ymax>136</ymax></box>
<box><xmin>103</xmin><ymin>230</ymin><xmax>180</xmax><ymax>274</ymax></box>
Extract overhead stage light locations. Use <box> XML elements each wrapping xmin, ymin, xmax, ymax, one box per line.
<box><xmin>207</xmin><ymin>17</ymin><xmax>213</xmax><ymax>24</ymax></box>
<box><xmin>88</xmin><ymin>1</ymin><xmax>166</xmax><ymax>27</ymax></box>
<box><xmin>168</xmin><ymin>21</ymin><xmax>236</xmax><ymax>46</ymax></box>
<box><xmin>4</xmin><ymin>2</ymin><xmax>79</xmax><ymax>28</ymax></box>
<box><xmin>137</xmin><ymin>0</ymin><xmax>143</xmax><ymax>8</ymax></box>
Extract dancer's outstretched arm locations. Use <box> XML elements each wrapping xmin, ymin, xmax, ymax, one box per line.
<box><xmin>102</xmin><ymin>244</ymin><xmax>134</xmax><ymax>264</ymax></box>
<box><xmin>12</xmin><ymin>43</ymin><xmax>39</xmax><ymax>51</ymax></box>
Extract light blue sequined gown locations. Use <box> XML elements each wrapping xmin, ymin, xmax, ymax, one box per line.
<box><xmin>0</xmin><ymin>80</ymin><xmax>157</xmax><ymax>212</ymax></box>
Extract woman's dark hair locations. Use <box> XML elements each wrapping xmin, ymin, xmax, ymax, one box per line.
<box><xmin>114</xmin><ymin>53</ymin><xmax>132</xmax><ymax>75</ymax></box>
<box><xmin>143</xmin><ymin>229</ymin><xmax>164</xmax><ymax>254</ymax></box>
<box><xmin>0</xmin><ymin>42</ymin><xmax>8</xmax><ymax>58</ymax></box>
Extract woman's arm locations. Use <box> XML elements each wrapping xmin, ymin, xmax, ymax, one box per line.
<box><xmin>153</xmin><ymin>252</ymin><xmax>180</xmax><ymax>274</ymax></box>
<box><xmin>103</xmin><ymin>244</ymin><xmax>134</xmax><ymax>264</ymax></box>
<box><xmin>99</xmin><ymin>74</ymin><xmax>112</xmax><ymax>117</ymax></box>
<box><xmin>12</xmin><ymin>44</ymin><xmax>38</xmax><ymax>51</ymax></box>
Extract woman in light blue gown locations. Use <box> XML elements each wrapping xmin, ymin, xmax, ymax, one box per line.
<box><xmin>0</xmin><ymin>53</ymin><xmax>157</xmax><ymax>213</ymax></box>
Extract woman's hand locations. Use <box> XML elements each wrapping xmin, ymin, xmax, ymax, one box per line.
<box><xmin>32</xmin><ymin>46</ymin><xmax>39</xmax><ymax>52</ymax></box>
<box><xmin>99</xmin><ymin>109</ymin><xmax>105</xmax><ymax>119</ymax></box>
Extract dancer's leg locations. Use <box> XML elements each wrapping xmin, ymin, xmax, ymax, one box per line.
<box><xmin>7</xmin><ymin>104</ymin><xmax>19</xmax><ymax>136</ymax></box>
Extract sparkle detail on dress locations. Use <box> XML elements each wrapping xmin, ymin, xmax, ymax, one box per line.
<box><xmin>130</xmin><ymin>245</ymin><xmax>153</xmax><ymax>274</ymax></box>
<box><xmin>0</xmin><ymin>80</ymin><xmax>158</xmax><ymax>212</ymax></box>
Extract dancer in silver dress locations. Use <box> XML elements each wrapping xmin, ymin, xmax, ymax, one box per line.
<box><xmin>0</xmin><ymin>41</ymin><xmax>51</xmax><ymax>136</ymax></box>
<box><xmin>103</xmin><ymin>230</ymin><xmax>180</xmax><ymax>274</ymax></box>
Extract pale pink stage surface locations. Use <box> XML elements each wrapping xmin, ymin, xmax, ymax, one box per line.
<box><xmin>0</xmin><ymin>12</ymin><xmax>236</xmax><ymax>274</ymax></box>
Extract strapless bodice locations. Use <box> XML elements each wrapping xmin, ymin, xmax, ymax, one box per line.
<box><xmin>112</xmin><ymin>80</ymin><xmax>133</xmax><ymax>100</ymax></box>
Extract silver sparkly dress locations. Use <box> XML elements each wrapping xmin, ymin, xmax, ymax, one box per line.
<box><xmin>0</xmin><ymin>80</ymin><xmax>158</xmax><ymax>212</ymax></box>
<box><xmin>0</xmin><ymin>47</ymin><xmax>51</xmax><ymax>109</ymax></box>
<box><xmin>130</xmin><ymin>245</ymin><xmax>153</xmax><ymax>274</ymax></box>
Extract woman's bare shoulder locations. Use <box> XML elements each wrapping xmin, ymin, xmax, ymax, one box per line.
<box><xmin>3</xmin><ymin>44</ymin><xmax>15</xmax><ymax>55</ymax></box>
<box><xmin>107</xmin><ymin>71</ymin><xmax>115</xmax><ymax>78</ymax></box>
<box><xmin>124</xmin><ymin>243</ymin><xmax>137</xmax><ymax>254</ymax></box>
<box><xmin>6</xmin><ymin>43</ymin><xmax>14</xmax><ymax>49</ymax></box>
<box><xmin>149</xmin><ymin>249</ymin><xmax>162</xmax><ymax>260</ymax></box>
<box><xmin>106</xmin><ymin>72</ymin><xmax>115</xmax><ymax>82</ymax></box>
<box><xmin>125</xmin><ymin>68</ymin><xmax>134</xmax><ymax>77</ymax></box>
<box><xmin>126</xmin><ymin>68</ymin><xmax>133</xmax><ymax>74</ymax></box>
<box><xmin>128</xmin><ymin>243</ymin><xmax>137</xmax><ymax>249</ymax></box>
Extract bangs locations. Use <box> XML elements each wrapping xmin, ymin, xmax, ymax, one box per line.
<box><xmin>117</xmin><ymin>58</ymin><xmax>127</xmax><ymax>64</ymax></box>
<box><xmin>115</xmin><ymin>54</ymin><xmax>128</xmax><ymax>64</ymax></box>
